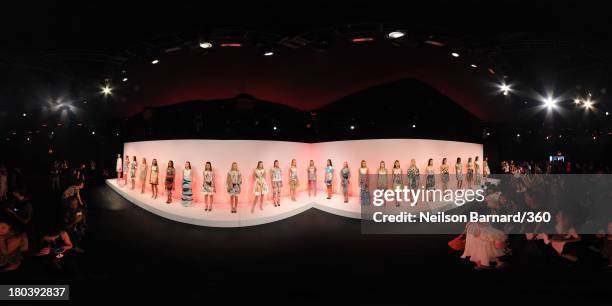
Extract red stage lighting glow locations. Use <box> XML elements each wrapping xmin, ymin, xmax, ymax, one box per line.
<box><xmin>220</xmin><ymin>43</ymin><xmax>242</xmax><ymax>47</ymax></box>
<box><xmin>424</xmin><ymin>40</ymin><xmax>445</xmax><ymax>47</ymax></box>
<box><xmin>352</xmin><ymin>37</ymin><xmax>374</xmax><ymax>43</ymax></box>
<box><xmin>488</xmin><ymin>68</ymin><xmax>495</xmax><ymax>75</ymax></box>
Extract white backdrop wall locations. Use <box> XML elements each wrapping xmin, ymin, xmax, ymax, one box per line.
<box><xmin>123</xmin><ymin>139</ymin><xmax>483</xmax><ymax>203</ymax></box>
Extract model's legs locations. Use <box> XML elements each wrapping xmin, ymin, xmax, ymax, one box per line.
<box><xmin>259</xmin><ymin>194</ymin><xmax>264</xmax><ymax>210</ymax></box>
<box><xmin>141</xmin><ymin>181</ymin><xmax>146</xmax><ymax>193</ymax></box>
<box><xmin>167</xmin><ymin>189</ymin><xmax>172</xmax><ymax>203</ymax></box>
<box><xmin>327</xmin><ymin>185</ymin><xmax>332</xmax><ymax>199</ymax></box>
<box><xmin>251</xmin><ymin>195</ymin><xmax>258</xmax><ymax>213</ymax></box>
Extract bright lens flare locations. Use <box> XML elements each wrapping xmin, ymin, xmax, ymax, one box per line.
<box><xmin>102</xmin><ymin>85</ymin><xmax>112</xmax><ymax>95</ymax></box>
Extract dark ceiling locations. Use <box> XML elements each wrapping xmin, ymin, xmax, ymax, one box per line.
<box><xmin>1</xmin><ymin>0</ymin><xmax>612</xmax><ymax>123</ymax></box>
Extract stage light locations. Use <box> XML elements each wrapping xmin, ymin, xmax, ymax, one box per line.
<box><xmin>593</xmin><ymin>136</ymin><xmax>597</xmax><ymax>140</ymax></box>
<box><xmin>606</xmin><ymin>111</ymin><xmax>609</xmax><ymax>116</ymax></box>
<box><xmin>220</xmin><ymin>43</ymin><xmax>241</xmax><ymax>47</ymax></box>
<box><xmin>546</xmin><ymin>136</ymin><xmax>550</xmax><ymax>140</ymax></box>
<box><xmin>388</xmin><ymin>31</ymin><xmax>405</xmax><ymax>39</ymax></box>
<box><xmin>199</xmin><ymin>42</ymin><xmax>213</xmax><ymax>49</ymax></box>
<box><xmin>584</xmin><ymin>99</ymin><xmax>594</xmax><ymax>109</ymax></box>
<box><xmin>543</xmin><ymin>96</ymin><xmax>557</xmax><ymax>109</ymax></box>
<box><xmin>451</xmin><ymin>52</ymin><xmax>460</xmax><ymax>57</ymax></box>
<box><xmin>350</xmin><ymin>125</ymin><xmax>355</xmax><ymax>130</ymax></box>
<box><xmin>486</xmin><ymin>132</ymin><xmax>491</xmax><ymax>136</ymax></box>
<box><xmin>424</xmin><ymin>40</ymin><xmax>445</xmax><ymax>47</ymax></box>
<box><xmin>102</xmin><ymin>85</ymin><xmax>112</xmax><ymax>96</ymax></box>
<box><xmin>122</xmin><ymin>77</ymin><xmax>128</xmax><ymax>82</ymax></box>
<box><xmin>264</xmin><ymin>51</ymin><xmax>274</xmax><ymax>56</ymax></box>
<box><xmin>151</xmin><ymin>59</ymin><xmax>159</xmax><ymax>64</ymax></box>
<box><xmin>91</xmin><ymin>131</ymin><xmax>96</xmax><ymax>135</ymax></box>
<box><xmin>516</xmin><ymin>133</ymin><xmax>521</xmax><ymax>137</ymax></box>
<box><xmin>573</xmin><ymin>98</ymin><xmax>581</xmax><ymax>105</ymax></box>
<box><xmin>499</xmin><ymin>83</ymin><xmax>511</xmax><ymax>95</ymax></box>
<box><xmin>273</xmin><ymin>126</ymin><xmax>277</xmax><ymax>131</ymax></box>
<box><xmin>83</xmin><ymin>100</ymin><xmax>88</xmax><ymax>104</ymax></box>
<box><xmin>470</xmin><ymin>64</ymin><xmax>477</xmax><ymax>68</ymax></box>
<box><xmin>412</xmin><ymin>124</ymin><xmax>416</xmax><ymax>128</ymax></box>
<box><xmin>22</xmin><ymin>113</ymin><xmax>27</xmax><ymax>117</ymax></box>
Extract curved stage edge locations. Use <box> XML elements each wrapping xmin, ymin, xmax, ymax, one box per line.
<box><xmin>106</xmin><ymin>179</ymin><xmax>458</xmax><ymax>228</ymax></box>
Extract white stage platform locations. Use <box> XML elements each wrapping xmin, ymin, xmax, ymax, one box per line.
<box><xmin>106</xmin><ymin>179</ymin><xmax>459</xmax><ymax>227</ymax></box>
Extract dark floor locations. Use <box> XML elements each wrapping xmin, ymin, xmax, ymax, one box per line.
<box><xmin>2</xmin><ymin>183</ymin><xmax>611</xmax><ymax>304</ymax></box>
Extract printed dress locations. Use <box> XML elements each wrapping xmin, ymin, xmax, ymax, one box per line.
<box><xmin>407</xmin><ymin>166</ymin><xmax>420</xmax><ymax>189</ymax></box>
<box><xmin>165</xmin><ymin>167</ymin><xmax>175</xmax><ymax>191</ymax></box>
<box><xmin>202</xmin><ymin>170</ymin><xmax>214</xmax><ymax>195</ymax></box>
<box><xmin>467</xmin><ymin>162</ymin><xmax>474</xmax><ymax>182</ymax></box>
<box><xmin>289</xmin><ymin>167</ymin><xmax>299</xmax><ymax>191</ymax></box>
<box><xmin>307</xmin><ymin>166</ymin><xmax>316</xmax><ymax>182</ymax></box>
<box><xmin>253</xmin><ymin>168</ymin><xmax>269</xmax><ymax>196</ymax></box>
<box><xmin>475</xmin><ymin>161</ymin><xmax>482</xmax><ymax>186</ymax></box>
<box><xmin>359</xmin><ymin>167</ymin><xmax>370</xmax><ymax>206</ymax></box>
<box><xmin>440</xmin><ymin>164</ymin><xmax>450</xmax><ymax>185</ymax></box>
<box><xmin>483</xmin><ymin>160</ymin><xmax>490</xmax><ymax>177</ymax></box>
<box><xmin>455</xmin><ymin>163</ymin><xmax>464</xmax><ymax>181</ymax></box>
<box><xmin>425</xmin><ymin>166</ymin><xmax>435</xmax><ymax>190</ymax></box>
<box><xmin>226</xmin><ymin>170</ymin><xmax>242</xmax><ymax>196</ymax></box>
<box><xmin>271</xmin><ymin>168</ymin><xmax>282</xmax><ymax>197</ymax></box>
<box><xmin>116</xmin><ymin>157</ymin><xmax>123</xmax><ymax>173</ymax></box>
<box><xmin>181</xmin><ymin>168</ymin><xmax>193</xmax><ymax>206</ymax></box>
<box><xmin>392</xmin><ymin>168</ymin><xmax>403</xmax><ymax>191</ymax></box>
<box><xmin>123</xmin><ymin>158</ymin><xmax>129</xmax><ymax>176</ymax></box>
<box><xmin>150</xmin><ymin>165</ymin><xmax>159</xmax><ymax>185</ymax></box>
<box><xmin>324</xmin><ymin>166</ymin><xmax>333</xmax><ymax>186</ymax></box>
<box><xmin>129</xmin><ymin>161</ymin><xmax>137</xmax><ymax>179</ymax></box>
<box><xmin>340</xmin><ymin>167</ymin><xmax>350</xmax><ymax>194</ymax></box>
<box><xmin>377</xmin><ymin>168</ymin><xmax>388</xmax><ymax>190</ymax></box>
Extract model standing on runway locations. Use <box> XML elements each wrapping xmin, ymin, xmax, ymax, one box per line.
<box><xmin>359</xmin><ymin>160</ymin><xmax>370</xmax><ymax>206</ymax></box>
<box><xmin>202</xmin><ymin>162</ymin><xmax>215</xmax><ymax>211</ymax></box>
<box><xmin>116</xmin><ymin>154</ymin><xmax>123</xmax><ymax>180</ymax></box>
<box><xmin>456</xmin><ymin>157</ymin><xmax>464</xmax><ymax>189</ymax></box>
<box><xmin>181</xmin><ymin>161</ymin><xmax>193</xmax><ymax>207</ymax></box>
<box><xmin>271</xmin><ymin>160</ymin><xmax>282</xmax><ymax>207</ymax></box>
<box><xmin>474</xmin><ymin>156</ymin><xmax>482</xmax><ymax>187</ymax></box>
<box><xmin>252</xmin><ymin>161</ymin><xmax>268</xmax><ymax>212</ymax></box>
<box><xmin>130</xmin><ymin>156</ymin><xmax>137</xmax><ymax>190</ymax></box>
<box><xmin>289</xmin><ymin>159</ymin><xmax>299</xmax><ymax>202</ymax></box>
<box><xmin>340</xmin><ymin>162</ymin><xmax>350</xmax><ymax>203</ymax></box>
<box><xmin>227</xmin><ymin>162</ymin><xmax>242</xmax><ymax>213</ymax></box>
<box><xmin>440</xmin><ymin>158</ymin><xmax>450</xmax><ymax>191</ymax></box>
<box><xmin>139</xmin><ymin>158</ymin><xmax>148</xmax><ymax>193</ymax></box>
<box><xmin>123</xmin><ymin>155</ymin><xmax>129</xmax><ymax>185</ymax></box>
<box><xmin>392</xmin><ymin>160</ymin><xmax>402</xmax><ymax>207</ymax></box>
<box><xmin>165</xmin><ymin>160</ymin><xmax>175</xmax><ymax>204</ymax></box>
<box><xmin>150</xmin><ymin>159</ymin><xmax>159</xmax><ymax>199</ymax></box>
<box><xmin>466</xmin><ymin>157</ymin><xmax>474</xmax><ymax>189</ymax></box>
<box><xmin>407</xmin><ymin>159</ymin><xmax>420</xmax><ymax>190</ymax></box>
<box><xmin>324</xmin><ymin>159</ymin><xmax>334</xmax><ymax>199</ymax></box>
<box><xmin>425</xmin><ymin>159</ymin><xmax>435</xmax><ymax>201</ymax></box>
<box><xmin>307</xmin><ymin>160</ymin><xmax>317</xmax><ymax>197</ymax></box>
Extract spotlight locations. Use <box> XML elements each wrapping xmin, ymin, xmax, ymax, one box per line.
<box><xmin>606</xmin><ymin>111</ymin><xmax>609</xmax><ymax>116</ymax></box>
<box><xmin>102</xmin><ymin>85</ymin><xmax>112</xmax><ymax>95</ymax></box>
<box><xmin>122</xmin><ymin>77</ymin><xmax>128</xmax><ymax>82</ymax></box>
<box><xmin>451</xmin><ymin>52</ymin><xmax>460</xmax><ymax>57</ymax></box>
<box><xmin>273</xmin><ymin>126</ymin><xmax>277</xmax><ymax>131</ymax></box>
<box><xmin>470</xmin><ymin>64</ymin><xmax>477</xmax><ymax>68</ymax></box>
<box><xmin>573</xmin><ymin>98</ymin><xmax>581</xmax><ymax>105</ymax></box>
<box><xmin>486</xmin><ymin>132</ymin><xmax>491</xmax><ymax>136</ymax></box>
<box><xmin>499</xmin><ymin>83</ymin><xmax>511</xmax><ymax>95</ymax></box>
<box><xmin>543</xmin><ymin>96</ymin><xmax>557</xmax><ymax>109</ymax></box>
<box><xmin>349</xmin><ymin>125</ymin><xmax>355</xmax><ymax>130</ymax></box>
<box><xmin>199</xmin><ymin>42</ymin><xmax>213</xmax><ymax>49</ymax></box>
<box><xmin>91</xmin><ymin>131</ymin><xmax>96</xmax><ymax>135</ymax></box>
<box><xmin>584</xmin><ymin>99</ymin><xmax>594</xmax><ymax>109</ymax></box>
<box><xmin>351</xmin><ymin>37</ymin><xmax>374</xmax><ymax>43</ymax></box>
<box><xmin>387</xmin><ymin>31</ymin><xmax>405</xmax><ymax>39</ymax></box>
<box><xmin>516</xmin><ymin>133</ymin><xmax>521</xmax><ymax>137</ymax></box>
<box><xmin>151</xmin><ymin>59</ymin><xmax>159</xmax><ymax>64</ymax></box>
<box><xmin>264</xmin><ymin>51</ymin><xmax>274</xmax><ymax>56</ymax></box>
<box><xmin>412</xmin><ymin>124</ymin><xmax>416</xmax><ymax>128</ymax></box>
<box><xmin>22</xmin><ymin>113</ymin><xmax>27</xmax><ymax>117</ymax></box>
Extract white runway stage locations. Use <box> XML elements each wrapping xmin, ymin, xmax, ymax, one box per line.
<box><xmin>106</xmin><ymin>179</ymin><xmax>457</xmax><ymax>227</ymax></box>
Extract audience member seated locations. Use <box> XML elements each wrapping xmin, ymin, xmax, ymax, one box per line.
<box><xmin>0</xmin><ymin>220</ymin><xmax>28</xmax><ymax>272</ymax></box>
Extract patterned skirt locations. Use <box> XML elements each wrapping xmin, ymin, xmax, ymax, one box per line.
<box><xmin>442</xmin><ymin>172</ymin><xmax>450</xmax><ymax>184</ymax></box>
<box><xmin>182</xmin><ymin>178</ymin><xmax>192</xmax><ymax>205</ymax></box>
<box><xmin>228</xmin><ymin>184</ymin><xmax>241</xmax><ymax>196</ymax></box>
<box><xmin>290</xmin><ymin>179</ymin><xmax>299</xmax><ymax>191</ymax></box>
<box><xmin>202</xmin><ymin>182</ymin><xmax>214</xmax><ymax>195</ymax></box>
<box><xmin>467</xmin><ymin>169</ymin><xmax>474</xmax><ymax>181</ymax></box>
<box><xmin>165</xmin><ymin>178</ymin><xmax>174</xmax><ymax>191</ymax></box>
<box><xmin>272</xmin><ymin>181</ymin><xmax>282</xmax><ymax>196</ymax></box>
<box><xmin>360</xmin><ymin>185</ymin><xmax>370</xmax><ymax>206</ymax></box>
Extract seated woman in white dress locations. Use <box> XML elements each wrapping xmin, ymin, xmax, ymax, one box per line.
<box><xmin>461</xmin><ymin>221</ymin><xmax>508</xmax><ymax>269</ymax></box>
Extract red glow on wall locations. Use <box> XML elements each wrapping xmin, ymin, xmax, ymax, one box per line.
<box><xmin>351</xmin><ymin>37</ymin><xmax>374</xmax><ymax>43</ymax></box>
<box><xmin>424</xmin><ymin>40</ymin><xmax>445</xmax><ymax>47</ymax></box>
<box><xmin>220</xmin><ymin>43</ymin><xmax>242</xmax><ymax>47</ymax></box>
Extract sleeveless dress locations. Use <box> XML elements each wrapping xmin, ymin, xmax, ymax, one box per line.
<box><xmin>359</xmin><ymin>167</ymin><xmax>370</xmax><ymax>205</ymax></box>
<box><xmin>253</xmin><ymin>168</ymin><xmax>269</xmax><ymax>196</ymax></box>
<box><xmin>377</xmin><ymin>168</ymin><xmax>388</xmax><ymax>190</ymax></box>
<box><xmin>307</xmin><ymin>166</ymin><xmax>316</xmax><ymax>182</ymax></box>
<box><xmin>165</xmin><ymin>168</ymin><xmax>175</xmax><ymax>191</ymax></box>
<box><xmin>123</xmin><ymin>159</ymin><xmax>129</xmax><ymax>175</ymax></box>
<box><xmin>130</xmin><ymin>161</ymin><xmax>137</xmax><ymax>178</ymax></box>
<box><xmin>271</xmin><ymin>168</ymin><xmax>282</xmax><ymax>197</ymax></box>
<box><xmin>139</xmin><ymin>164</ymin><xmax>148</xmax><ymax>181</ymax></box>
<box><xmin>181</xmin><ymin>169</ymin><xmax>193</xmax><ymax>206</ymax></box>
<box><xmin>116</xmin><ymin>157</ymin><xmax>123</xmax><ymax>173</ymax></box>
<box><xmin>455</xmin><ymin>163</ymin><xmax>464</xmax><ymax>181</ymax></box>
<box><xmin>392</xmin><ymin>168</ymin><xmax>402</xmax><ymax>191</ymax></box>
<box><xmin>289</xmin><ymin>167</ymin><xmax>299</xmax><ymax>191</ymax></box>
<box><xmin>467</xmin><ymin>162</ymin><xmax>474</xmax><ymax>182</ymax></box>
<box><xmin>324</xmin><ymin>166</ymin><xmax>333</xmax><ymax>186</ymax></box>
<box><xmin>475</xmin><ymin>161</ymin><xmax>482</xmax><ymax>186</ymax></box>
<box><xmin>440</xmin><ymin>164</ymin><xmax>450</xmax><ymax>184</ymax></box>
<box><xmin>483</xmin><ymin>160</ymin><xmax>490</xmax><ymax>177</ymax></box>
<box><xmin>340</xmin><ymin>167</ymin><xmax>350</xmax><ymax>193</ymax></box>
<box><xmin>149</xmin><ymin>165</ymin><xmax>159</xmax><ymax>185</ymax></box>
<box><xmin>227</xmin><ymin>170</ymin><xmax>242</xmax><ymax>196</ymax></box>
<box><xmin>202</xmin><ymin>170</ymin><xmax>214</xmax><ymax>195</ymax></box>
